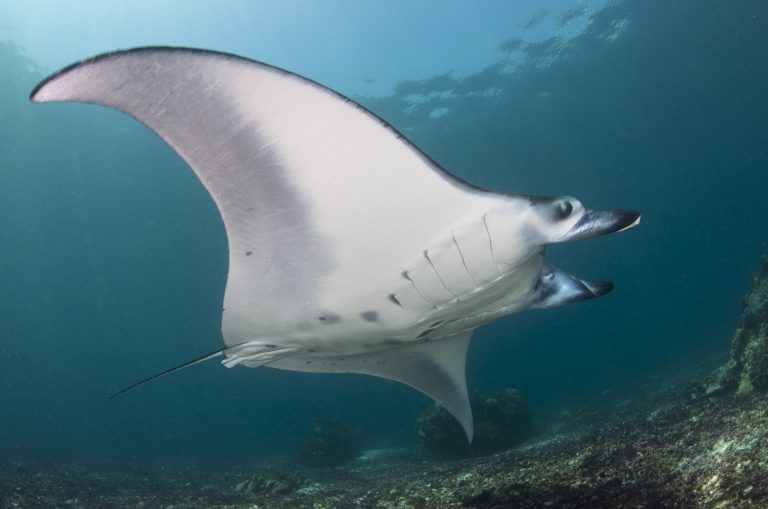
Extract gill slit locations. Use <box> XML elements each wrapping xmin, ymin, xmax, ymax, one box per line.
<box><xmin>424</xmin><ymin>250</ymin><xmax>460</xmax><ymax>301</ymax></box>
<box><xmin>483</xmin><ymin>213</ymin><xmax>502</xmax><ymax>276</ymax></box>
<box><xmin>451</xmin><ymin>231</ymin><xmax>479</xmax><ymax>287</ymax></box>
<box><xmin>402</xmin><ymin>270</ymin><xmax>438</xmax><ymax>310</ymax></box>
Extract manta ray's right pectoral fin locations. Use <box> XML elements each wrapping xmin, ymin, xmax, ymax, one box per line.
<box><xmin>532</xmin><ymin>261</ymin><xmax>614</xmax><ymax>310</ymax></box>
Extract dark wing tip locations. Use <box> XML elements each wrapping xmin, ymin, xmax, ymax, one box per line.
<box><xmin>29</xmin><ymin>49</ymin><xmax>113</xmax><ymax>102</ymax></box>
<box><xmin>29</xmin><ymin>46</ymin><xmax>217</xmax><ymax>102</ymax></box>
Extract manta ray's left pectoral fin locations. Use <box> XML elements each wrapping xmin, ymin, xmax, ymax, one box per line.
<box><xmin>351</xmin><ymin>331</ymin><xmax>475</xmax><ymax>442</ymax></box>
<box><xmin>267</xmin><ymin>331</ymin><xmax>476</xmax><ymax>441</ymax></box>
<box><xmin>532</xmin><ymin>261</ymin><xmax>614</xmax><ymax>310</ymax></box>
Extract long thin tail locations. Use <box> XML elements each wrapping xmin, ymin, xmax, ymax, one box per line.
<box><xmin>110</xmin><ymin>348</ymin><xmax>224</xmax><ymax>399</ymax></box>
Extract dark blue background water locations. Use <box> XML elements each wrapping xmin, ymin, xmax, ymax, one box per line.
<box><xmin>1</xmin><ymin>0</ymin><xmax>766</xmax><ymax>466</ymax></box>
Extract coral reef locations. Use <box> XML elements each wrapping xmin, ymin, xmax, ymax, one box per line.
<box><xmin>417</xmin><ymin>386</ymin><xmax>531</xmax><ymax>458</ymax></box>
<box><xmin>299</xmin><ymin>416</ymin><xmax>364</xmax><ymax>467</ymax></box>
<box><xmin>718</xmin><ymin>256</ymin><xmax>768</xmax><ymax>394</ymax></box>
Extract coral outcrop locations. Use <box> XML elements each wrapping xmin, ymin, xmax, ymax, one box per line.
<box><xmin>718</xmin><ymin>256</ymin><xmax>768</xmax><ymax>394</ymax></box>
<box><xmin>299</xmin><ymin>416</ymin><xmax>364</xmax><ymax>467</ymax></box>
<box><xmin>417</xmin><ymin>386</ymin><xmax>531</xmax><ymax>458</ymax></box>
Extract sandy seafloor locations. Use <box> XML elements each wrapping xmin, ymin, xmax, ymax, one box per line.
<box><xmin>3</xmin><ymin>360</ymin><xmax>768</xmax><ymax>509</ymax></box>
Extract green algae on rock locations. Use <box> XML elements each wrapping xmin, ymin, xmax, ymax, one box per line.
<box><xmin>718</xmin><ymin>256</ymin><xmax>768</xmax><ymax>394</ymax></box>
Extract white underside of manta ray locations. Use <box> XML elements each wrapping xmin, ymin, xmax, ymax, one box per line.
<box><xmin>31</xmin><ymin>47</ymin><xmax>640</xmax><ymax>441</ymax></box>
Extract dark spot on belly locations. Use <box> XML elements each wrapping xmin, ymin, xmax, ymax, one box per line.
<box><xmin>245</xmin><ymin>251</ymin><xmax>253</xmax><ymax>256</ymax></box>
<box><xmin>388</xmin><ymin>294</ymin><xmax>402</xmax><ymax>307</ymax></box>
<box><xmin>265</xmin><ymin>344</ymin><xmax>276</xmax><ymax>348</ymax></box>
<box><xmin>305</xmin><ymin>361</ymin><xmax>312</xmax><ymax>364</ymax></box>
<box><xmin>361</xmin><ymin>310</ymin><xmax>379</xmax><ymax>322</ymax></box>
<box><xmin>318</xmin><ymin>313</ymin><xmax>341</xmax><ymax>324</ymax></box>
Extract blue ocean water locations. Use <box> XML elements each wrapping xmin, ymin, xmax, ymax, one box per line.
<box><xmin>1</xmin><ymin>0</ymin><xmax>766</xmax><ymax>468</ymax></box>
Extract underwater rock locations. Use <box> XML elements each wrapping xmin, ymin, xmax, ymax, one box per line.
<box><xmin>718</xmin><ymin>256</ymin><xmax>768</xmax><ymax>394</ymax></box>
<box><xmin>299</xmin><ymin>416</ymin><xmax>364</xmax><ymax>467</ymax></box>
<box><xmin>417</xmin><ymin>386</ymin><xmax>532</xmax><ymax>458</ymax></box>
<box><xmin>234</xmin><ymin>470</ymin><xmax>306</xmax><ymax>495</ymax></box>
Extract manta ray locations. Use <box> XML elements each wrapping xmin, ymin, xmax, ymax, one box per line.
<box><xmin>31</xmin><ymin>48</ymin><xmax>639</xmax><ymax>440</ymax></box>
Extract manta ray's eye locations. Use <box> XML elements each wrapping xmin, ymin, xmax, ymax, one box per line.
<box><xmin>554</xmin><ymin>199</ymin><xmax>573</xmax><ymax>220</ymax></box>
